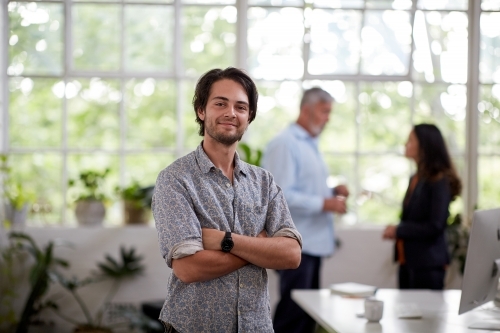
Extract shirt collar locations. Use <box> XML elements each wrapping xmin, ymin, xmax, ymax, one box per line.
<box><xmin>195</xmin><ymin>142</ymin><xmax>248</xmax><ymax>177</ymax></box>
<box><xmin>291</xmin><ymin>123</ymin><xmax>319</xmax><ymax>145</ymax></box>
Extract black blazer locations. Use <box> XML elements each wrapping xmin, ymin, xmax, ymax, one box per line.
<box><xmin>394</xmin><ymin>175</ymin><xmax>451</xmax><ymax>268</ymax></box>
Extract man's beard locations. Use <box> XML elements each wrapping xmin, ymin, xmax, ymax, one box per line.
<box><xmin>205</xmin><ymin>120</ymin><xmax>247</xmax><ymax>146</ymax></box>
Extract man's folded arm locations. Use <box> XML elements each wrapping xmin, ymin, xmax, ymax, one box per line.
<box><xmin>172</xmin><ymin>249</ymin><xmax>247</xmax><ymax>284</ymax></box>
<box><xmin>202</xmin><ymin>228</ymin><xmax>302</xmax><ymax>270</ymax></box>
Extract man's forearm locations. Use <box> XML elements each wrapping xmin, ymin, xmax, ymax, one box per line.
<box><xmin>230</xmin><ymin>234</ymin><xmax>301</xmax><ymax>270</ymax></box>
<box><xmin>172</xmin><ymin>250</ymin><xmax>247</xmax><ymax>284</ymax></box>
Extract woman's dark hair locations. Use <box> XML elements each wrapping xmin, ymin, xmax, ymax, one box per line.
<box><xmin>413</xmin><ymin>123</ymin><xmax>462</xmax><ymax>199</ymax></box>
<box><xmin>192</xmin><ymin>67</ymin><xmax>259</xmax><ymax>136</ymax></box>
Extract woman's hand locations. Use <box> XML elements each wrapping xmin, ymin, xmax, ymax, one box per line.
<box><xmin>382</xmin><ymin>225</ymin><xmax>397</xmax><ymax>240</ymax></box>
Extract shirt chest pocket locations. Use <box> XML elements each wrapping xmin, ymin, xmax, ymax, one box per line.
<box><xmin>237</xmin><ymin>203</ymin><xmax>267</xmax><ymax>235</ymax></box>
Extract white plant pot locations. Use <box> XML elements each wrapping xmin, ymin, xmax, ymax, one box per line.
<box><xmin>75</xmin><ymin>200</ymin><xmax>106</xmax><ymax>226</ymax></box>
<box><xmin>4</xmin><ymin>202</ymin><xmax>28</xmax><ymax>230</ymax></box>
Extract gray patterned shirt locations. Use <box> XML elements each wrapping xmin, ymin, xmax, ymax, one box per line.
<box><xmin>153</xmin><ymin>143</ymin><xmax>302</xmax><ymax>333</ymax></box>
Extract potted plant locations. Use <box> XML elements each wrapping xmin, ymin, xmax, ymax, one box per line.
<box><xmin>0</xmin><ymin>232</ymin><xmax>70</xmax><ymax>333</ymax></box>
<box><xmin>115</xmin><ymin>182</ymin><xmax>154</xmax><ymax>225</ymax></box>
<box><xmin>1</xmin><ymin>155</ymin><xmax>36</xmax><ymax>230</ymax></box>
<box><xmin>68</xmin><ymin>169</ymin><xmax>110</xmax><ymax>226</ymax></box>
<box><xmin>51</xmin><ymin>246</ymin><xmax>155</xmax><ymax>333</ymax></box>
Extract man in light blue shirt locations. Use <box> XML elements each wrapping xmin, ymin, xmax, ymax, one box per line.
<box><xmin>262</xmin><ymin>87</ymin><xmax>349</xmax><ymax>333</ymax></box>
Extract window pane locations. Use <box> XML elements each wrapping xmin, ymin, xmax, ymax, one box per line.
<box><xmin>304</xmin><ymin>81</ymin><xmax>357</xmax><ymax>153</ymax></box>
<box><xmin>8</xmin><ymin>2</ymin><xmax>63</xmax><ymax>76</ymax></box>
<box><xmin>478</xmin><ymin>157</ymin><xmax>500</xmax><ymax>210</ymax></box>
<box><xmin>183</xmin><ymin>6</ymin><xmax>236</xmax><ymax>76</ymax></box>
<box><xmin>9</xmin><ymin>78</ymin><xmax>62</xmax><ymax>148</ymax></box>
<box><xmin>360</xmin><ymin>10</ymin><xmax>412</xmax><ymax>75</ymax></box>
<box><xmin>412</xmin><ymin>10</ymin><xmax>468</xmax><ymax>84</ymax></box>
<box><xmin>184</xmin><ymin>0</ymin><xmax>235</xmax><ymax>3</ymax></box>
<box><xmin>323</xmin><ymin>155</ymin><xmax>357</xmax><ymax>225</ymax></box>
<box><xmin>67</xmin><ymin>78</ymin><xmax>120</xmax><ymax>149</ymax></box>
<box><xmin>125</xmin><ymin>79</ymin><xmax>176</xmax><ymax>149</ymax></box>
<box><xmin>313</xmin><ymin>0</ymin><xmax>364</xmax><ymax>8</ymax></box>
<box><xmin>125</xmin><ymin>5</ymin><xmax>174</xmax><ymax>72</ymax></box>
<box><xmin>482</xmin><ymin>0</ymin><xmax>500</xmax><ymax>10</ymax></box>
<box><xmin>245</xmin><ymin>81</ymin><xmax>301</xmax><ymax>149</ymax></box>
<box><xmin>478</xmin><ymin>85</ymin><xmax>500</xmax><ymax>154</ymax></box>
<box><xmin>366</xmin><ymin>0</ymin><xmax>413</xmax><ymax>9</ymax></box>
<box><xmin>9</xmin><ymin>153</ymin><xmax>63</xmax><ymax>226</ymax></box>
<box><xmin>359</xmin><ymin>82</ymin><xmax>412</xmax><ymax>152</ymax></box>
<box><xmin>358</xmin><ymin>155</ymin><xmax>410</xmax><ymax>224</ymax></box>
<box><xmin>248</xmin><ymin>7</ymin><xmax>304</xmax><ymax>80</ymax></box>
<box><xmin>66</xmin><ymin>154</ymin><xmax>119</xmax><ymax>226</ymax></box>
<box><xmin>418</xmin><ymin>0</ymin><xmax>468</xmax><ymax>10</ymax></box>
<box><xmin>73</xmin><ymin>4</ymin><xmax>120</xmax><ymax>71</ymax></box>
<box><xmin>480</xmin><ymin>13</ymin><xmax>500</xmax><ymax>84</ymax></box>
<box><xmin>183</xmin><ymin>80</ymin><xmax>202</xmax><ymax>151</ymax></box>
<box><xmin>414</xmin><ymin>84</ymin><xmax>466</xmax><ymax>153</ymax></box>
<box><xmin>125</xmin><ymin>154</ymin><xmax>175</xmax><ymax>186</ymax></box>
<box><xmin>308</xmin><ymin>9</ymin><xmax>361</xmax><ymax>75</ymax></box>
<box><xmin>249</xmin><ymin>0</ymin><xmax>303</xmax><ymax>5</ymax></box>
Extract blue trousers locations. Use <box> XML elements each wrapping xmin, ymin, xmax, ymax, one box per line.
<box><xmin>273</xmin><ymin>253</ymin><xmax>321</xmax><ymax>333</ymax></box>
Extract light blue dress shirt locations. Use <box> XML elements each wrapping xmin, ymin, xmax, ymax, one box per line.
<box><xmin>262</xmin><ymin>123</ymin><xmax>335</xmax><ymax>257</ymax></box>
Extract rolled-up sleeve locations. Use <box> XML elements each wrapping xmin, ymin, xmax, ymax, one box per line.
<box><xmin>153</xmin><ymin>168</ymin><xmax>204</xmax><ymax>268</ymax></box>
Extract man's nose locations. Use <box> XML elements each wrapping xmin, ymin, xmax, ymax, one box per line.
<box><xmin>224</xmin><ymin>106</ymin><xmax>236</xmax><ymax>117</ymax></box>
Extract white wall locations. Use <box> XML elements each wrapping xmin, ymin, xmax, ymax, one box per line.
<box><xmin>4</xmin><ymin>226</ymin><xmax>461</xmax><ymax>333</ymax></box>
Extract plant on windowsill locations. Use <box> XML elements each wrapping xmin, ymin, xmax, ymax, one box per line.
<box><xmin>446</xmin><ymin>212</ymin><xmax>470</xmax><ymax>276</ymax></box>
<box><xmin>68</xmin><ymin>169</ymin><xmax>110</xmax><ymax>226</ymax></box>
<box><xmin>51</xmin><ymin>246</ymin><xmax>160</xmax><ymax>333</ymax></box>
<box><xmin>115</xmin><ymin>182</ymin><xmax>154</xmax><ymax>225</ymax></box>
<box><xmin>1</xmin><ymin>155</ymin><xmax>36</xmax><ymax>230</ymax></box>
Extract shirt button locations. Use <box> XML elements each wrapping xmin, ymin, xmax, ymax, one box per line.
<box><xmin>226</xmin><ymin>183</ymin><xmax>231</xmax><ymax>188</ymax></box>
<box><xmin>238</xmin><ymin>311</ymin><xmax>241</xmax><ymax>315</ymax></box>
<box><xmin>240</xmin><ymin>284</ymin><xmax>244</xmax><ymax>288</ymax></box>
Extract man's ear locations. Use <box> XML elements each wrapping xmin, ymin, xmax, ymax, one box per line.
<box><xmin>197</xmin><ymin>108</ymin><xmax>205</xmax><ymax>121</ymax></box>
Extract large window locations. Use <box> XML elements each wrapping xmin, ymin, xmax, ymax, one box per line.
<box><xmin>0</xmin><ymin>0</ymin><xmax>497</xmax><ymax>226</ymax></box>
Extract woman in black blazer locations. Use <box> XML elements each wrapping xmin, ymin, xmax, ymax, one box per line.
<box><xmin>382</xmin><ymin>124</ymin><xmax>462</xmax><ymax>290</ymax></box>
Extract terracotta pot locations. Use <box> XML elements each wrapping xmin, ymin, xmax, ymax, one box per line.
<box><xmin>123</xmin><ymin>201</ymin><xmax>149</xmax><ymax>225</ymax></box>
<box><xmin>75</xmin><ymin>200</ymin><xmax>106</xmax><ymax>226</ymax></box>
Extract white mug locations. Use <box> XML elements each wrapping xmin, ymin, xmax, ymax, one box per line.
<box><xmin>364</xmin><ymin>298</ymin><xmax>384</xmax><ymax>322</ymax></box>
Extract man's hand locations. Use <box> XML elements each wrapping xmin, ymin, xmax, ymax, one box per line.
<box><xmin>323</xmin><ymin>197</ymin><xmax>347</xmax><ymax>214</ymax></box>
<box><xmin>334</xmin><ymin>184</ymin><xmax>350</xmax><ymax>198</ymax></box>
<box><xmin>382</xmin><ymin>225</ymin><xmax>397</xmax><ymax>240</ymax></box>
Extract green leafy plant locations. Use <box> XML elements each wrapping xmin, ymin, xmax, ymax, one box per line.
<box><xmin>68</xmin><ymin>169</ymin><xmax>110</xmax><ymax>202</ymax></box>
<box><xmin>6</xmin><ymin>232</ymin><xmax>70</xmax><ymax>333</ymax></box>
<box><xmin>115</xmin><ymin>182</ymin><xmax>154</xmax><ymax>209</ymax></box>
<box><xmin>446</xmin><ymin>213</ymin><xmax>470</xmax><ymax>275</ymax></box>
<box><xmin>238</xmin><ymin>142</ymin><xmax>263</xmax><ymax>167</ymax></box>
<box><xmin>1</xmin><ymin>154</ymin><xmax>36</xmax><ymax>212</ymax></box>
<box><xmin>52</xmin><ymin>246</ymin><xmax>148</xmax><ymax>332</ymax></box>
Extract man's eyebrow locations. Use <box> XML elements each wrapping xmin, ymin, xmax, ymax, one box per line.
<box><xmin>211</xmin><ymin>96</ymin><xmax>249</xmax><ymax>105</ymax></box>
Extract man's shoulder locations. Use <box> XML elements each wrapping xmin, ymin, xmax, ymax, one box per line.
<box><xmin>158</xmin><ymin>151</ymin><xmax>197</xmax><ymax>179</ymax></box>
<box><xmin>266</xmin><ymin>125</ymin><xmax>299</xmax><ymax>148</ymax></box>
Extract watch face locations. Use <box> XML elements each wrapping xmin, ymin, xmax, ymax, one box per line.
<box><xmin>221</xmin><ymin>239</ymin><xmax>234</xmax><ymax>252</ymax></box>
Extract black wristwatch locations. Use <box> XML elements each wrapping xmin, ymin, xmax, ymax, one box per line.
<box><xmin>221</xmin><ymin>231</ymin><xmax>234</xmax><ymax>253</ymax></box>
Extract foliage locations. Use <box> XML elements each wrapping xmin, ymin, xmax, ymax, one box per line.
<box><xmin>115</xmin><ymin>182</ymin><xmax>154</xmax><ymax>209</ymax></box>
<box><xmin>5</xmin><ymin>232</ymin><xmax>70</xmax><ymax>333</ymax></box>
<box><xmin>238</xmin><ymin>143</ymin><xmax>263</xmax><ymax>167</ymax></box>
<box><xmin>446</xmin><ymin>213</ymin><xmax>470</xmax><ymax>275</ymax></box>
<box><xmin>68</xmin><ymin>169</ymin><xmax>110</xmax><ymax>202</ymax></box>
<box><xmin>52</xmin><ymin>246</ymin><xmax>147</xmax><ymax>331</ymax></box>
<box><xmin>1</xmin><ymin>155</ymin><xmax>36</xmax><ymax>211</ymax></box>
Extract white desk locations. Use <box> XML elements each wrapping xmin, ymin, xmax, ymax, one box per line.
<box><xmin>291</xmin><ymin>289</ymin><xmax>500</xmax><ymax>333</ymax></box>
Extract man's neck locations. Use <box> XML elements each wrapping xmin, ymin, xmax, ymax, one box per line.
<box><xmin>202</xmin><ymin>137</ymin><xmax>237</xmax><ymax>182</ymax></box>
